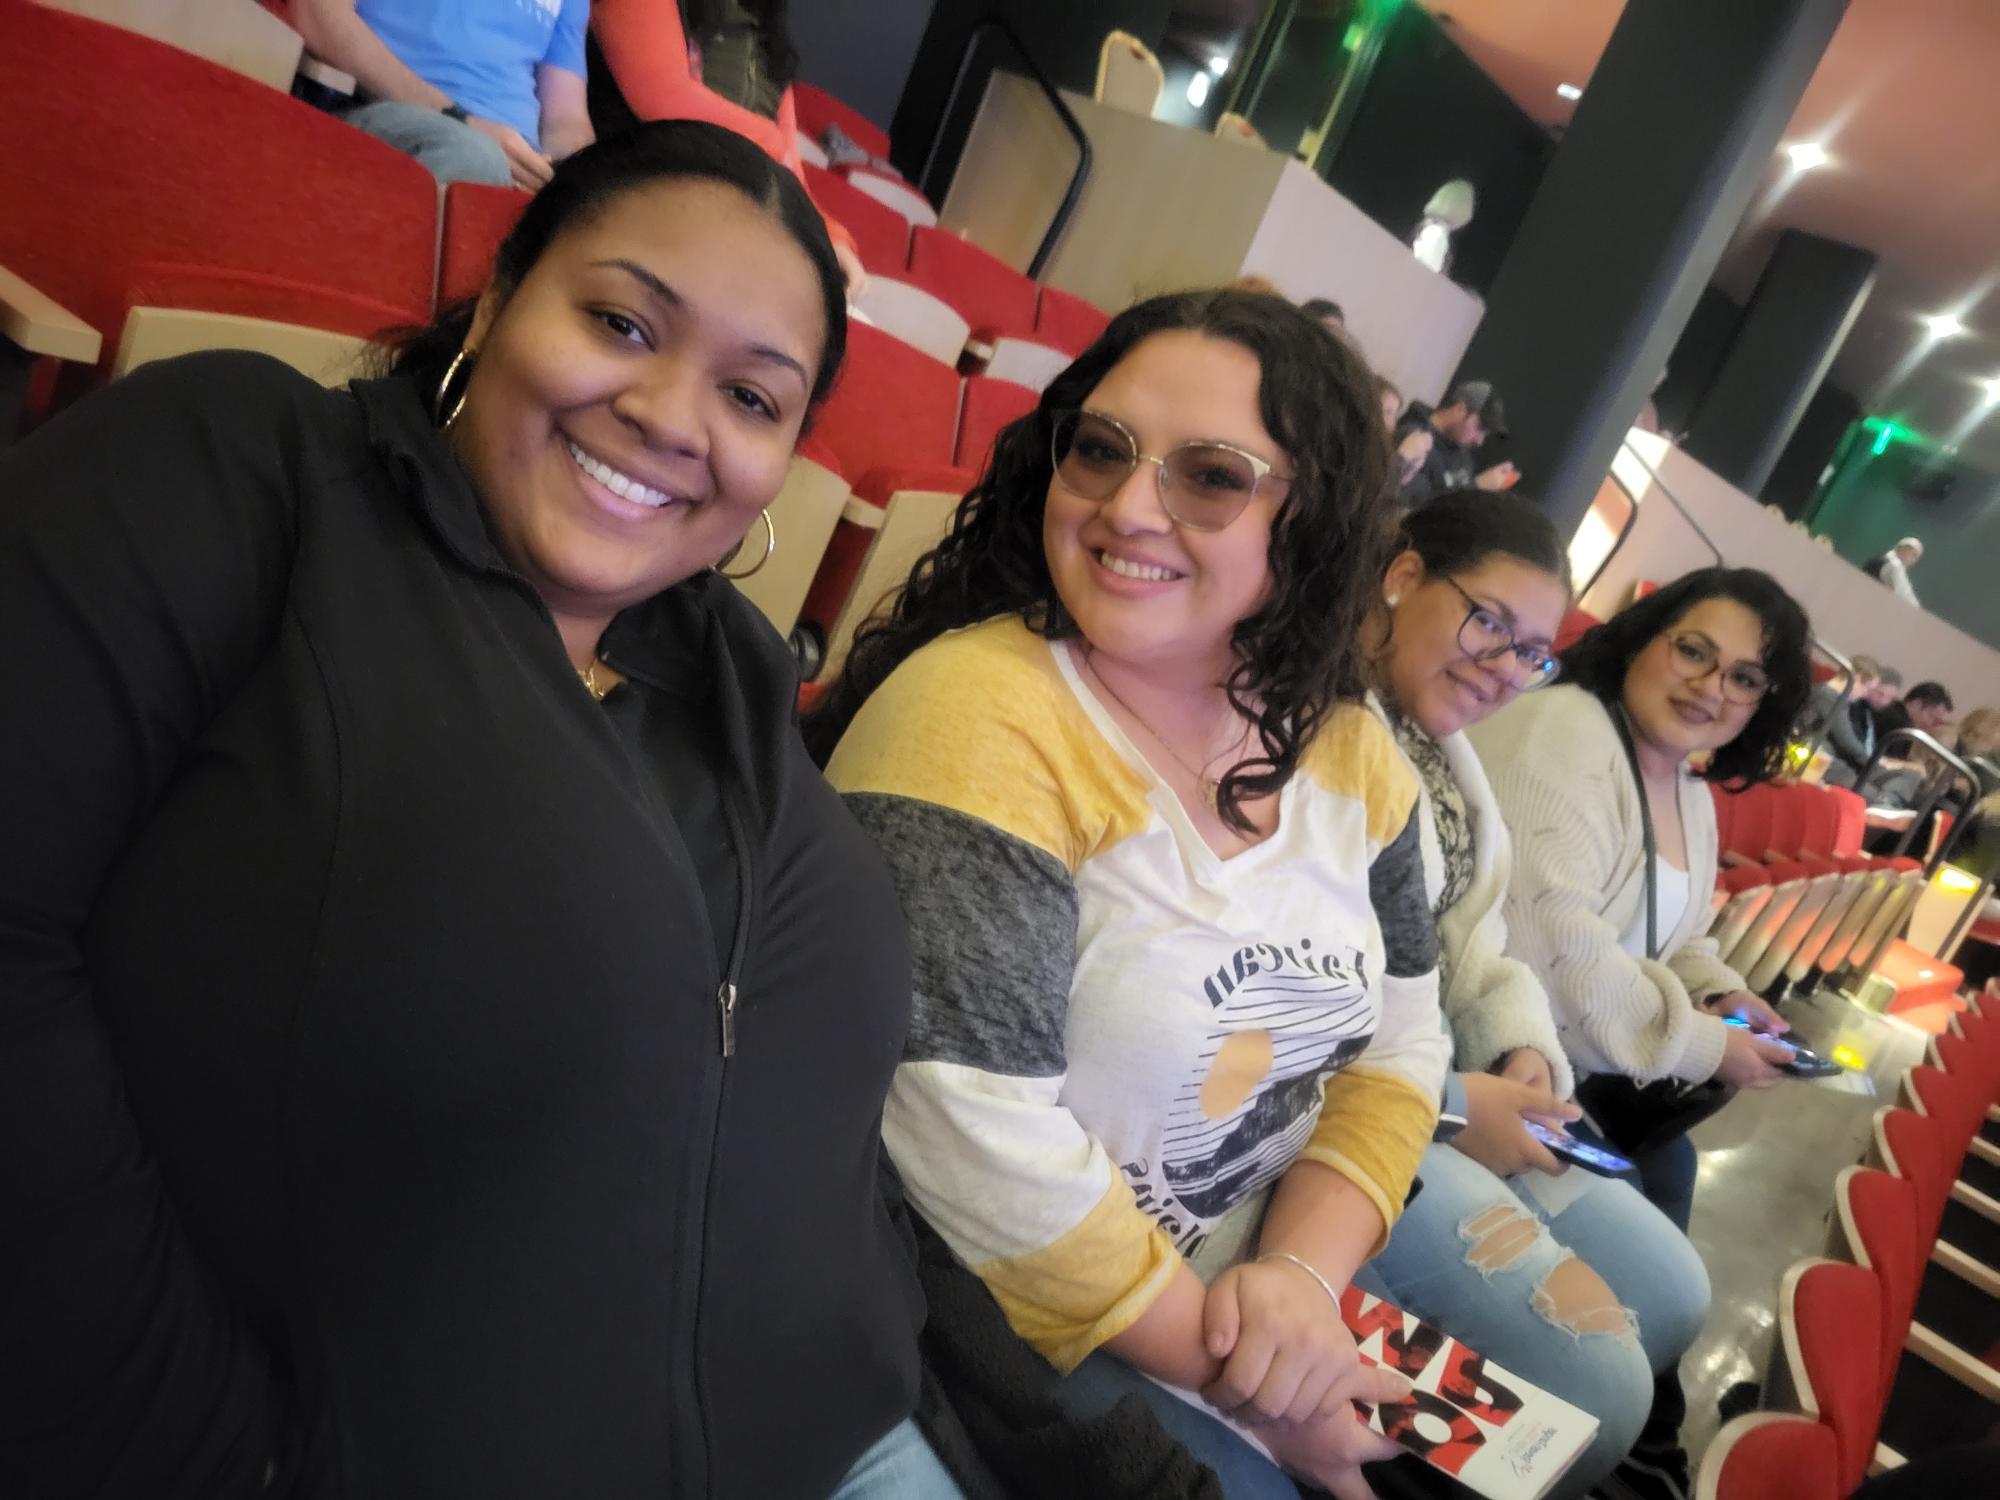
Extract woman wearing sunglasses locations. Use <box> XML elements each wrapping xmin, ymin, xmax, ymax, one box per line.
<box><xmin>807</xmin><ymin>290</ymin><xmax>1450</xmax><ymax>1498</ymax></box>
<box><xmin>1355</xmin><ymin>495</ymin><xmax>1711</xmax><ymax>1498</ymax></box>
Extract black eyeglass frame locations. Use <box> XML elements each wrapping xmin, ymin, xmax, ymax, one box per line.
<box><xmin>1659</xmin><ymin>630</ymin><xmax>1772</xmax><ymax>705</ymax></box>
<box><xmin>1438</xmin><ymin>575</ymin><xmax>1561</xmax><ymax>689</ymax></box>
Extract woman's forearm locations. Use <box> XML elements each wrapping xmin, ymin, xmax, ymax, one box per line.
<box><xmin>1257</xmin><ymin>1159</ymin><xmax>1385</xmax><ymax>1291</ymax></box>
<box><xmin>1099</xmin><ymin>1262</ymin><xmax>1224</xmax><ymax>1392</ymax></box>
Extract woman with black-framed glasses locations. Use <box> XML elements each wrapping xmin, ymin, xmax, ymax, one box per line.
<box><xmin>1357</xmin><ymin>494</ymin><xmax>1712</xmax><ymax>1498</ymax></box>
<box><xmin>1468</xmin><ymin>566</ymin><xmax>1813</xmax><ymax>1496</ymax></box>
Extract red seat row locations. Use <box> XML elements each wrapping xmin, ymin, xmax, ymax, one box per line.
<box><xmin>1701</xmin><ymin>998</ymin><xmax>2000</xmax><ymax>1497</ymax></box>
<box><xmin>2</xmin><ymin>0</ymin><xmax>438</xmax><ymax>417</ymax></box>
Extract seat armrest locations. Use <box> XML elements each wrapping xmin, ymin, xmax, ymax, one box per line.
<box><xmin>0</xmin><ymin>265</ymin><xmax>102</xmax><ymax>364</ymax></box>
<box><xmin>298</xmin><ymin>52</ymin><xmax>356</xmax><ymax>95</ymax></box>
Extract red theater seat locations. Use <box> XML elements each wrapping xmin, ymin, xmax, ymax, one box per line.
<box><xmin>793</xmin><ymin>82</ymin><xmax>890</xmax><ymax>162</ymax></box>
<box><xmin>439</xmin><ymin>183</ymin><xmax>530</xmax><ymax>308</ymax></box>
<box><xmin>905</xmin><ymin>227</ymin><xmax>1039</xmax><ymax>342</ymax></box>
<box><xmin>954</xmin><ymin>376</ymin><xmax>1038</xmax><ymax>471</ymax></box>
<box><xmin>813</xmin><ymin>321</ymin><xmax>962</xmax><ymax>483</ymax></box>
<box><xmin>1034</xmin><ymin>286</ymin><xmax>1111</xmax><ymax>355</ymax></box>
<box><xmin>0</xmin><ymin>0</ymin><xmax>436</xmax><ymax>415</ymax></box>
<box><xmin>802</xmin><ymin>164</ymin><xmax>911</xmax><ymax>276</ymax></box>
<box><xmin>1779</xmin><ymin>1259</ymin><xmax>1888</xmax><ymax>1494</ymax></box>
<box><xmin>1695</xmin><ymin>1412</ymin><xmax>1841</xmax><ymax>1500</ymax></box>
<box><xmin>1554</xmin><ymin>607</ymin><xmax>1603</xmax><ymax>653</ymax></box>
<box><xmin>1837</xmin><ymin>1169</ymin><xmax>1922</xmax><ymax>1402</ymax></box>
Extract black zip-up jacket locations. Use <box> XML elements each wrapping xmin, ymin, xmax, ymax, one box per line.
<box><xmin>0</xmin><ymin>353</ymin><xmax>923</xmax><ymax>1498</ymax></box>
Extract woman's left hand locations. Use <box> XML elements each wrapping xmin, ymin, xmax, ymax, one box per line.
<box><xmin>1200</xmin><ymin>1257</ymin><xmax>1366</xmax><ymax>1427</ymax></box>
<box><xmin>1704</xmin><ymin>989</ymin><xmax>1790</xmax><ymax>1036</ymax></box>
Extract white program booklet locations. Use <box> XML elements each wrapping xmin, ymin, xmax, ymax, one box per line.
<box><xmin>1145</xmin><ymin>1285</ymin><xmax>1598</xmax><ymax>1500</ymax></box>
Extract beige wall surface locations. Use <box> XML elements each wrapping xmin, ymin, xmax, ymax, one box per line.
<box><xmin>1582</xmin><ymin>433</ymin><xmax>2000</xmax><ymax>715</ymax></box>
<box><xmin>941</xmin><ymin>73</ymin><xmax>1483</xmax><ymax>404</ymax></box>
<box><xmin>1241</xmin><ymin>160</ymin><xmax>1485</xmax><ymax>408</ymax></box>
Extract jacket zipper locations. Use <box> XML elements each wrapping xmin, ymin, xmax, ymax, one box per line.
<box><xmin>715</xmin><ymin>792</ymin><xmax>754</xmax><ymax>1057</ymax></box>
<box><xmin>597</xmin><ymin>629</ymin><xmax>760</xmax><ymax>1500</ymax></box>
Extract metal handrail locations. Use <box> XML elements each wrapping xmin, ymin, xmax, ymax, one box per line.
<box><xmin>1857</xmin><ymin>727</ymin><xmax>1982</xmax><ymax>870</ymax></box>
<box><xmin>917</xmin><ymin>15</ymin><xmax>1093</xmax><ymax>280</ymax></box>
<box><xmin>1615</xmin><ymin>440</ymin><xmax>1725</xmax><ymax>566</ymax></box>
<box><xmin>1797</xmin><ymin>639</ymin><xmax>1855</xmax><ymax>764</ymax></box>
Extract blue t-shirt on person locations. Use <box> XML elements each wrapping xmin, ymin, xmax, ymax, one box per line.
<box><xmin>357</xmin><ymin>0</ymin><xmax>588</xmax><ymax>152</ymax></box>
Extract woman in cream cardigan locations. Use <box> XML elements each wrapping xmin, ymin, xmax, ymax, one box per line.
<box><xmin>1356</xmin><ymin>495</ymin><xmax>1710</xmax><ymax>1499</ymax></box>
<box><xmin>1468</xmin><ymin>567</ymin><xmax>1813</xmax><ymax>1232</ymax></box>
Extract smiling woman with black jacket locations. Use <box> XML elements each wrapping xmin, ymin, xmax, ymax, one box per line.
<box><xmin>0</xmin><ymin>123</ymin><xmax>954</xmax><ymax>1500</ymax></box>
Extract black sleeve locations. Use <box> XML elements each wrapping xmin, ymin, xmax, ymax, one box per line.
<box><xmin>0</xmin><ymin>355</ymin><xmax>314</xmax><ymax>1496</ymax></box>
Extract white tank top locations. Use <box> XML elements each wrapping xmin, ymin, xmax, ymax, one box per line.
<box><xmin>1619</xmin><ymin>856</ymin><xmax>1690</xmax><ymax>959</ymax></box>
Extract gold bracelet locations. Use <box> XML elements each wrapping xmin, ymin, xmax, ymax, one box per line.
<box><xmin>1258</xmin><ymin>1251</ymin><xmax>1343</xmax><ymax>1314</ymax></box>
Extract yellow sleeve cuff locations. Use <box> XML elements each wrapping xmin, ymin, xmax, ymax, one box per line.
<box><xmin>1297</xmin><ymin>1066</ymin><xmax>1440</xmax><ymax>1252</ymax></box>
<box><xmin>974</xmin><ymin>1179</ymin><xmax>1183</xmax><ymax>1373</ymax></box>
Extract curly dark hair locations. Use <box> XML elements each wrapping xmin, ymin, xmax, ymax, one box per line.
<box><xmin>803</xmin><ymin>288</ymin><xmax>1397</xmax><ymax>830</ymax></box>
<box><xmin>386</xmin><ymin>120</ymin><xmax>845</xmax><ymax>411</ymax></box>
<box><xmin>1558</xmin><ymin>567</ymin><xmax>1813</xmax><ymax>788</ymax></box>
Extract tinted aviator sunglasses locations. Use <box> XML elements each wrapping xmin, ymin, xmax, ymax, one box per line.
<box><xmin>1049</xmin><ymin>409</ymin><xmax>1291</xmax><ymax>532</ymax></box>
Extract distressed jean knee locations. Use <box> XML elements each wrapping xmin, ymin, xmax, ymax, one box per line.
<box><xmin>1456</xmin><ymin>1204</ymin><xmax>1641</xmax><ymax>1347</ymax></box>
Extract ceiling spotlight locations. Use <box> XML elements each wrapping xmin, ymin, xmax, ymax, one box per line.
<box><xmin>1208</xmin><ymin>55</ymin><xmax>1229</xmax><ymax>76</ymax></box>
<box><xmin>1926</xmin><ymin>314</ymin><xmax>1964</xmax><ymax>339</ymax></box>
<box><xmin>1556</xmin><ymin>82</ymin><xmax>1582</xmax><ymax>100</ymax></box>
<box><xmin>1786</xmin><ymin>142</ymin><xmax>1829</xmax><ymax>171</ymax></box>
<box><xmin>1186</xmin><ymin>70</ymin><xmax>1212</xmax><ymax>108</ymax></box>
<box><xmin>1983</xmin><ymin>375</ymin><xmax>2000</xmax><ymax>404</ymax></box>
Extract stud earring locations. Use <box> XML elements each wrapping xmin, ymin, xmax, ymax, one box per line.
<box><xmin>1385</xmin><ymin>594</ymin><xmax>1401</xmax><ymax>607</ymax></box>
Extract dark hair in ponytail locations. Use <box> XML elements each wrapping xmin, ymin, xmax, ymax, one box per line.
<box><xmin>1396</xmin><ymin>490</ymin><xmax>1572</xmax><ymax>596</ymax></box>
<box><xmin>386</xmin><ymin>119</ymin><xmax>845</xmax><ymax>407</ymax></box>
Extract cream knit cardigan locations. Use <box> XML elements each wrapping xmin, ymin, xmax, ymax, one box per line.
<box><xmin>1374</xmin><ymin>699</ymin><xmax>1577</xmax><ymax>1101</ymax></box>
<box><xmin>1466</xmin><ymin>685</ymin><xmax>1741</xmax><ymax>1086</ymax></box>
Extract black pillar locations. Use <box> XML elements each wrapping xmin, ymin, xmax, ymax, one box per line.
<box><xmin>1682</xmin><ymin>229</ymin><xmax>1876</xmax><ymax>494</ymax></box>
<box><xmin>1454</xmin><ymin>0</ymin><xmax>1849</xmax><ymax>532</ymax></box>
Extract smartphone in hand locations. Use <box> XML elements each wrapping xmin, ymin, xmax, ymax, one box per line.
<box><xmin>1522</xmin><ymin>1122</ymin><xmax>1635</xmax><ymax>1176</ymax></box>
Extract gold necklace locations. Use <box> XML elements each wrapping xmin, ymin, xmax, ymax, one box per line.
<box><xmin>579</xmin><ymin>658</ymin><xmax>609</xmax><ymax>700</ymax></box>
<box><xmin>1081</xmin><ymin>648</ymin><xmax>1250</xmax><ymax>809</ymax></box>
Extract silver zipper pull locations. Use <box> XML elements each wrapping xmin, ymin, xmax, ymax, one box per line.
<box><xmin>718</xmin><ymin>981</ymin><xmax>738</xmax><ymax>1058</ymax></box>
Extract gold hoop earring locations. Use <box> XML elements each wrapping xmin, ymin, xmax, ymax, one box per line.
<box><xmin>716</xmin><ymin>508</ymin><xmax>776</xmax><ymax>579</ymax></box>
<box><xmin>434</xmin><ymin>347</ymin><xmax>473</xmax><ymax>430</ymax></box>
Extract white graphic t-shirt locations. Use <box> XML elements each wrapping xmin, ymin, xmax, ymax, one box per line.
<box><xmin>829</xmin><ymin>617</ymin><xmax>1447</xmax><ymax>1372</ymax></box>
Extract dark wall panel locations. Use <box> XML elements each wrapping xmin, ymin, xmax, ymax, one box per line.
<box><xmin>1654</xmin><ymin>286</ymin><xmax>1744</xmax><ymax>437</ymax></box>
<box><xmin>891</xmin><ymin>0</ymin><xmax>1175</xmax><ymax>199</ymax></box>
<box><xmin>1764</xmin><ymin>380</ymin><xmax>1860</xmax><ymax>519</ymax></box>
<box><xmin>1322</xmin><ymin>5</ymin><xmax>1554</xmax><ymax>298</ymax></box>
<box><xmin>790</xmin><ymin>0</ymin><xmax>936</xmax><ymax>137</ymax></box>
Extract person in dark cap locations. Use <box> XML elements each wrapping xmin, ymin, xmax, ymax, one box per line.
<box><xmin>1397</xmin><ymin>380</ymin><xmax>1520</xmax><ymax>506</ymax></box>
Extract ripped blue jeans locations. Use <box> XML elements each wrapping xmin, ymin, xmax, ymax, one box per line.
<box><xmin>1353</xmin><ymin>1141</ymin><xmax>1710</xmax><ymax>1498</ymax></box>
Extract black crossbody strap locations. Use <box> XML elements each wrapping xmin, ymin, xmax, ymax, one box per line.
<box><xmin>1606</xmin><ymin>702</ymin><xmax>1660</xmax><ymax>961</ymax></box>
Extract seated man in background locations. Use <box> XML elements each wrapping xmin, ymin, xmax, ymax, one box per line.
<box><xmin>1862</xmin><ymin>680</ymin><xmax>1957</xmax><ymax>809</ymax></box>
<box><xmin>1802</xmin><ymin>653</ymin><xmax>1882</xmax><ymax>785</ymax></box>
<box><xmin>1397</xmin><ymin>380</ymin><xmax>1519</xmax><ymax>507</ymax></box>
<box><xmin>1874</xmin><ymin>679</ymin><xmax>1953</xmax><ymax>746</ymax></box>
<box><xmin>295</xmin><ymin>0</ymin><xmax>594</xmax><ymax>189</ymax></box>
